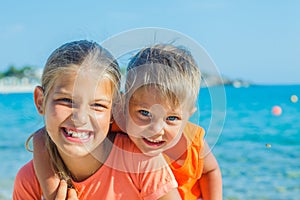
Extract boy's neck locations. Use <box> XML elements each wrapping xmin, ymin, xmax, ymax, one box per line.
<box><xmin>163</xmin><ymin>134</ymin><xmax>188</xmax><ymax>166</ymax></box>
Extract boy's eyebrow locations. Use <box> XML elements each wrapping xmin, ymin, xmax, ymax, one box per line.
<box><xmin>129</xmin><ymin>100</ymin><xmax>147</xmax><ymax>106</ymax></box>
<box><xmin>168</xmin><ymin>110</ymin><xmax>183</xmax><ymax>116</ymax></box>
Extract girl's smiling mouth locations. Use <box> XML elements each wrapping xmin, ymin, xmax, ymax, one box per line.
<box><xmin>62</xmin><ymin>127</ymin><xmax>92</xmax><ymax>142</ymax></box>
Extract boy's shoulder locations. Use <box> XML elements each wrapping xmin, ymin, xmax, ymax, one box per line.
<box><xmin>183</xmin><ymin>122</ymin><xmax>205</xmax><ymax>143</ymax></box>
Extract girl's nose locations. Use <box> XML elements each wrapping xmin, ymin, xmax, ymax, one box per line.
<box><xmin>71</xmin><ymin>106</ymin><xmax>88</xmax><ymax>126</ymax></box>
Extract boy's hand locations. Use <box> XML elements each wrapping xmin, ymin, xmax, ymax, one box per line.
<box><xmin>54</xmin><ymin>180</ymin><xmax>78</xmax><ymax>200</ymax></box>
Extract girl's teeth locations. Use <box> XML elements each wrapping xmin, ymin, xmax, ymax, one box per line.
<box><xmin>66</xmin><ymin>130</ymin><xmax>89</xmax><ymax>139</ymax></box>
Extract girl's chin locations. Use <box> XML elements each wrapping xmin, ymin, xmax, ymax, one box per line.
<box><xmin>58</xmin><ymin>145</ymin><xmax>93</xmax><ymax>158</ymax></box>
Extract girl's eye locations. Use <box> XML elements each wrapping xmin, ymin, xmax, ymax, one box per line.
<box><xmin>57</xmin><ymin>98</ymin><xmax>73</xmax><ymax>104</ymax></box>
<box><xmin>167</xmin><ymin>116</ymin><xmax>179</xmax><ymax>121</ymax></box>
<box><xmin>92</xmin><ymin>103</ymin><xmax>103</xmax><ymax>107</ymax></box>
<box><xmin>139</xmin><ymin>110</ymin><xmax>151</xmax><ymax>117</ymax></box>
<box><xmin>54</xmin><ymin>98</ymin><xmax>74</xmax><ymax>108</ymax></box>
<box><xmin>91</xmin><ymin>103</ymin><xmax>107</xmax><ymax>111</ymax></box>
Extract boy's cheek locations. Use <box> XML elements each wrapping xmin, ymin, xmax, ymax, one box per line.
<box><xmin>126</xmin><ymin>121</ymin><xmax>146</xmax><ymax>137</ymax></box>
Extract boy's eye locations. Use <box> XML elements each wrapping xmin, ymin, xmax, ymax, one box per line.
<box><xmin>92</xmin><ymin>103</ymin><xmax>103</xmax><ymax>107</ymax></box>
<box><xmin>139</xmin><ymin>110</ymin><xmax>151</xmax><ymax>117</ymax></box>
<box><xmin>167</xmin><ymin>116</ymin><xmax>179</xmax><ymax>121</ymax></box>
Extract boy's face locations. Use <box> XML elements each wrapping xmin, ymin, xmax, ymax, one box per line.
<box><xmin>126</xmin><ymin>86</ymin><xmax>193</xmax><ymax>156</ymax></box>
<box><xmin>35</xmin><ymin>68</ymin><xmax>113</xmax><ymax>159</ymax></box>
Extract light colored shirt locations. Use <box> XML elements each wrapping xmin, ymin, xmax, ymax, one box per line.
<box><xmin>13</xmin><ymin>133</ymin><xmax>178</xmax><ymax>200</ymax></box>
<box><xmin>112</xmin><ymin>121</ymin><xmax>206</xmax><ymax>200</ymax></box>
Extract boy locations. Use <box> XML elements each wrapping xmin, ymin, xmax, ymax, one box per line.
<box><xmin>119</xmin><ymin>44</ymin><xmax>222</xmax><ymax>199</ymax></box>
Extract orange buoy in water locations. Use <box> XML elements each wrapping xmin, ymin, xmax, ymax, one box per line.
<box><xmin>272</xmin><ymin>105</ymin><xmax>282</xmax><ymax>116</ymax></box>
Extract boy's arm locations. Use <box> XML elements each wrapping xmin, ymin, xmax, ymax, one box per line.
<box><xmin>33</xmin><ymin>127</ymin><xmax>60</xmax><ymax>200</ymax></box>
<box><xmin>158</xmin><ymin>188</ymin><xmax>181</xmax><ymax>200</ymax></box>
<box><xmin>199</xmin><ymin>140</ymin><xmax>222</xmax><ymax>200</ymax></box>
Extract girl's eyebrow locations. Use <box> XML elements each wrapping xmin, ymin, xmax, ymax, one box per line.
<box><xmin>94</xmin><ymin>98</ymin><xmax>112</xmax><ymax>103</ymax></box>
<box><xmin>53</xmin><ymin>91</ymin><xmax>72</xmax><ymax>96</ymax></box>
<box><xmin>53</xmin><ymin>91</ymin><xmax>112</xmax><ymax>103</ymax></box>
<box><xmin>52</xmin><ymin>86</ymin><xmax>72</xmax><ymax>94</ymax></box>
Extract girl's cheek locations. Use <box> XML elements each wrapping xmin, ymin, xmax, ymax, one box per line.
<box><xmin>94</xmin><ymin>111</ymin><xmax>110</xmax><ymax>119</ymax></box>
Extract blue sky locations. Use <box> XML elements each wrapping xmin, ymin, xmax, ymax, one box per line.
<box><xmin>0</xmin><ymin>0</ymin><xmax>299</xmax><ymax>84</ymax></box>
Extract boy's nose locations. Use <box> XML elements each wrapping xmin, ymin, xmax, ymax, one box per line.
<box><xmin>148</xmin><ymin>118</ymin><xmax>165</xmax><ymax>136</ymax></box>
<box><xmin>148</xmin><ymin>104</ymin><xmax>166</xmax><ymax>136</ymax></box>
<box><xmin>148</xmin><ymin>117</ymin><xmax>166</xmax><ymax>136</ymax></box>
<box><xmin>71</xmin><ymin>106</ymin><xmax>88</xmax><ymax>126</ymax></box>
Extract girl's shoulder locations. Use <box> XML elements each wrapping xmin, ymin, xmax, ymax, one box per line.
<box><xmin>13</xmin><ymin>160</ymin><xmax>42</xmax><ymax>199</ymax></box>
<box><xmin>112</xmin><ymin>132</ymin><xmax>143</xmax><ymax>153</ymax></box>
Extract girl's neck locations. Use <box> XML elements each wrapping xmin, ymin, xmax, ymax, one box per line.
<box><xmin>60</xmin><ymin>137</ymin><xmax>114</xmax><ymax>182</ymax></box>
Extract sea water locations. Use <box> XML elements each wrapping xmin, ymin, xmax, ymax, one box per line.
<box><xmin>0</xmin><ymin>93</ymin><xmax>43</xmax><ymax>199</ymax></box>
<box><xmin>0</xmin><ymin>85</ymin><xmax>299</xmax><ymax>199</ymax></box>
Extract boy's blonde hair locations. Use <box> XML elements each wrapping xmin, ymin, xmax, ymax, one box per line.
<box><xmin>125</xmin><ymin>44</ymin><xmax>201</xmax><ymax>111</ymax></box>
<box><xmin>28</xmin><ymin>40</ymin><xmax>120</xmax><ymax>187</ymax></box>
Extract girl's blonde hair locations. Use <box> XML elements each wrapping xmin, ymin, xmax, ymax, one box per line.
<box><xmin>27</xmin><ymin>40</ymin><xmax>121</xmax><ymax>187</ymax></box>
<box><xmin>125</xmin><ymin>44</ymin><xmax>201</xmax><ymax>111</ymax></box>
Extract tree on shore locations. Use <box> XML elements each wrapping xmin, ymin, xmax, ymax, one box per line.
<box><xmin>0</xmin><ymin>65</ymin><xmax>37</xmax><ymax>79</ymax></box>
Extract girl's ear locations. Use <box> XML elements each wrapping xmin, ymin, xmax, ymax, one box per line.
<box><xmin>34</xmin><ymin>86</ymin><xmax>44</xmax><ymax>115</ymax></box>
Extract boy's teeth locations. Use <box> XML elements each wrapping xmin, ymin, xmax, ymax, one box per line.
<box><xmin>66</xmin><ymin>130</ymin><xmax>89</xmax><ymax>139</ymax></box>
<box><xmin>145</xmin><ymin>138</ymin><xmax>162</xmax><ymax>143</ymax></box>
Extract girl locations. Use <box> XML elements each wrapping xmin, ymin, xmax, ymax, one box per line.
<box><xmin>13</xmin><ymin>40</ymin><xmax>181</xmax><ymax>200</ymax></box>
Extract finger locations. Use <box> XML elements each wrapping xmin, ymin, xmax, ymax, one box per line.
<box><xmin>54</xmin><ymin>180</ymin><xmax>68</xmax><ymax>200</ymax></box>
<box><xmin>67</xmin><ymin>188</ymin><xmax>78</xmax><ymax>200</ymax></box>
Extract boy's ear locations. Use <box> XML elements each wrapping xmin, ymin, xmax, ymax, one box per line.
<box><xmin>34</xmin><ymin>86</ymin><xmax>44</xmax><ymax>115</ymax></box>
<box><xmin>111</xmin><ymin>94</ymin><xmax>126</xmax><ymax>132</ymax></box>
<box><xmin>190</xmin><ymin>107</ymin><xmax>197</xmax><ymax>116</ymax></box>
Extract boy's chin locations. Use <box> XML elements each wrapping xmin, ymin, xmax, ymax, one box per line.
<box><xmin>142</xmin><ymin>149</ymin><xmax>164</xmax><ymax>157</ymax></box>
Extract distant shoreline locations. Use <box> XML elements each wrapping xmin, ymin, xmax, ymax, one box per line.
<box><xmin>0</xmin><ymin>85</ymin><xmax>36</xmax><ymax>94</ymax></box>
<box><xmin>1</xmin><ymin>83</ymin><xmax>299</xmax><ymax>94</ymax></box>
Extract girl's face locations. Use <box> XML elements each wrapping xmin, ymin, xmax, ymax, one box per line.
<box><xmin>126</xmin><ymin>86</ymin><xmax>192</xmax><ymax>156</ymax></box>
<box><xmin>35</xmin><ymin>68</ymin><xmax>114</xmax><ymax>159</ymax></box>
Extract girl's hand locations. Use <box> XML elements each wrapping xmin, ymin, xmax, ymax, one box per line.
<box><xmin>54</xmin><ymin>180</ymin><xmax>78</xmax><ymax>200</ymax></box>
